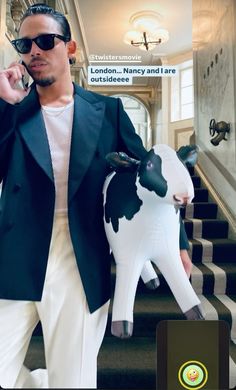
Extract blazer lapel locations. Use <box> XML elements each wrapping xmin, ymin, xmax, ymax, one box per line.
<box><xmin>17</xmin><ymin>85</ymin><xmax>105</xmax><ymax>197</ymax></box>
<box><xmin>18</xmin><ymin>88</ymin><xmax>54</xmax><ymax>183</ymax></box>
<box><xmin>68</xmin><ymin>91</ymin><xmax>105</xmax><ymax>203</ymax></box>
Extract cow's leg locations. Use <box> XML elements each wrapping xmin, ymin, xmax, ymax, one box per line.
<box><xmin>111</xmin><ymin>258</ymin><xmax>144</xmax><ymax>338</ymax></box>
<box><xmin>140</xmin><ymin>261</ymin><xmax>160</xmax><ymax>290</ymax></box>
<box><xmin>111</xmin><ymin>320</ymin><xmax>133</xmax><ymax>339</ymax></box>
<box><xmin>151</xmin><ymin>206</ymin><xmax>203</xmax><ymax>319</ymax></box>
<box><xmin>184</xmin><ymin>305</ymin><xmax>204</xmax><ymax>320</ymax></box>
<box><xmin>154</xmin><ymin>251</ymin><xmax>203</xmax><ymax>319</ymax></box>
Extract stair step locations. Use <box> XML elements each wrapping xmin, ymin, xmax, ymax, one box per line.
<box><xmin>191</xmin><ymin>263</ymin><xmax>236</xmax><ymax>295</ymax></box>
<box><xmin>98</xmin><ymin>337</ymin><xmax>156</xmax><ymax>389</ymax></box>
<box><xmin>180</xmin><ymin>202</ymin><xmax>218</xmax><ymax>219</ymax></box>
<box><xmin>184</xmin><ymin>219</ymin><xmax>228</xmax><ymax>239</ymax></box>
<box><xmin>190</xmin><ymin>238</ymin><xmax>236</xmax><ymax>263</ymax></box>
<box><xmin>193</xmin><ymin>188</ymin><xmax>209</xmax><ymax>202</ymax></box>
<box><xmin>192</xmin><ymin>175</ymin><xmax>201</xmax><ymax>188</ymax></box>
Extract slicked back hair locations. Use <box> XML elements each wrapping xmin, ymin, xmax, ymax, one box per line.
<box><xmin>19</xmin><ymin>3</ymin><xmax>71</xmax><ymax>41</ymax></box>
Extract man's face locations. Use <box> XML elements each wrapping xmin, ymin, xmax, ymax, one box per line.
<box><xmin>19</xmin><ymin>14</ymin><xmax>70</xmax><ymax>87</ymax></box>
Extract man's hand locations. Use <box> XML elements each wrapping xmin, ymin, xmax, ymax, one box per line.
<box><xmin>0</xmin><ymin>62</ymin><xmax>30</xmax><ymax>104</ymax></box>
<box><xmin>180</xmin><ymin>249</ymin><xmax>192</xmax><ymax>278</ymax></box>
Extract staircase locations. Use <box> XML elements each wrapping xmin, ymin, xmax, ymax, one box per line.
<box><xmin>25</xmin><ymin>165</ymin><xmax>236</xmax><ymax>389</ymax></box>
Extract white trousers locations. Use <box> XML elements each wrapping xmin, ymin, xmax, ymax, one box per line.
<box><xmin>0</xmin><ymin>214</ymin><xmax>109</xmax><ymax>388</ymax></box>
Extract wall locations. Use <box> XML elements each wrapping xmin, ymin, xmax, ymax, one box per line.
<box><xmin>159</xmin><ymin>52</ymin><xmax>194</xmax><ymax>149</ymax></box>
<box><xmin>0</xmin><ymin>0</ymin><xmax>19</xmax><ymax>69</ymax></box>
<box><xmin>193</xmin><ymin>0</ymin><xmax>236</xmax><ymax>230</ymax></box>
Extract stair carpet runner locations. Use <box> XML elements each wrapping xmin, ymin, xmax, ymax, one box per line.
<box><xmin>25</xmin><ymin>165</ymin><xmax>236</xmax><ymax>389</ymax></box>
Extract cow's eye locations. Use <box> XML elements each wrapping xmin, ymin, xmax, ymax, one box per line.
<box><xmin>147</xmin><ymin>161</ymin><xmax>153</xmax><ymax>169</ymax></box>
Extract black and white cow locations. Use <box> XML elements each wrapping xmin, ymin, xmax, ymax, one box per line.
<box><xmin>103</xmin><ymin>144</ymin><xmax>203</xmax><ymax>338</ymax></box>
<box><xmin>140</xmin><ymin>144</ymin><xmax>199</xmax><ymax>290</ymax></box>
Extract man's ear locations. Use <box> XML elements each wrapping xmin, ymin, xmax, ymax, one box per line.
<box><xmin>67</xmin><ymin>40</ymin><xmax>77</xmax><ymax>61</ymax></box>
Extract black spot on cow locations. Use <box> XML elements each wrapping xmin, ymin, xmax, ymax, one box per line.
<box><xmin>104</xmin><ymin>172</ymin><xmax>143</xmax><ymax>233</ymax></box>
<box><xmin>138</xmin><ymin>149</ymin><xmax>167</xmax><ymax>197</ymax></box>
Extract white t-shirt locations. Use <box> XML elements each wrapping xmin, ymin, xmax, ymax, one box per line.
<box><xmin>41</xmin><ymin>100</ymin><xmax>74</xmax><ymax>213</ymax></box>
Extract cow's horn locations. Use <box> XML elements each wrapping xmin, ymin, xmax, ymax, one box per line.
<box><xmin>106</xmin><ymin>152</ymin><xmax>140</xmax><ymax>172</ymax></box>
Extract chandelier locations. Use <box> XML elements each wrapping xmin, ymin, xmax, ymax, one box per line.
<box><xmin>124</xmin><ymin>11</ymin><xmax>169</xmax><ymax>51</ymax></box>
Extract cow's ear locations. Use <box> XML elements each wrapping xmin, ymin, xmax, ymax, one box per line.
<box><xmin>106</xmin><ymin>152</ymin><xmax>140</xmax><ymax>172</ymax></box>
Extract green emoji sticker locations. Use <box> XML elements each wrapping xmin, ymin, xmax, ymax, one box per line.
<box><xmin>178</xmin><ymin>360</ymin><xmax>208</xmax><ymax>389</ymax></box>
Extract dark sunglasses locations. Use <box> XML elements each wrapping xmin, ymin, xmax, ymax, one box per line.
<box><xmin>11</xmin><ymin>33</ymin><xmax>70</xmax><ymax>54</ymax></box>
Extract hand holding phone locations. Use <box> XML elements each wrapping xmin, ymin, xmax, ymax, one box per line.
<box><xmin>0</xmin><ymin>61</ymin><xmax>30</xmax><ymax>104</ymax></box>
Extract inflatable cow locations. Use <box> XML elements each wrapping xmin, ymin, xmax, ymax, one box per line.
<box><xmin>139</xmin><ymin>144</ymin><xmax>199</xmax><ymax>290</ymax></box>
<box><xmin>103</xmin><ymin>144</ymin><xmax>203</xmax><ymax>339</ymax></box>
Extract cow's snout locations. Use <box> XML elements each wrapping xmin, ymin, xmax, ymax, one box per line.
<box><xmin>173</xmin><ymin>194</ymin><xmax>192</xmax><ymax>205</ymax></box>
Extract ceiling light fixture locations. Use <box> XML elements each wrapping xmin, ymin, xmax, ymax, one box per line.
<box><xmin>124</xmin><ymin>11</ymin><xmax>169</xmax><ymax>51</ymax></box>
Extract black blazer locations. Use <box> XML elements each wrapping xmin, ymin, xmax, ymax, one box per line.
<box><xmin>0</xmin><ymin>83</ymin><xmax>148</xmax><ymax>312</ymax></box>
<box><xmin>0</xmin><ymin>83</ymin><xmax>189</xmax><ymax>313</ymax></box>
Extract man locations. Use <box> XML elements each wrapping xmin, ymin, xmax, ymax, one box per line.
<box><xmin>0</xmin><ymin>3</ymin><xmax>193</xmax><ymax>388</ymax></box>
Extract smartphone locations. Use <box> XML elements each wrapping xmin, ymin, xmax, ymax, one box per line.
<box><xmin>19</xmin><ymin>60</ymin><xmax>30</xmax><ymax>90</ymax></box>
